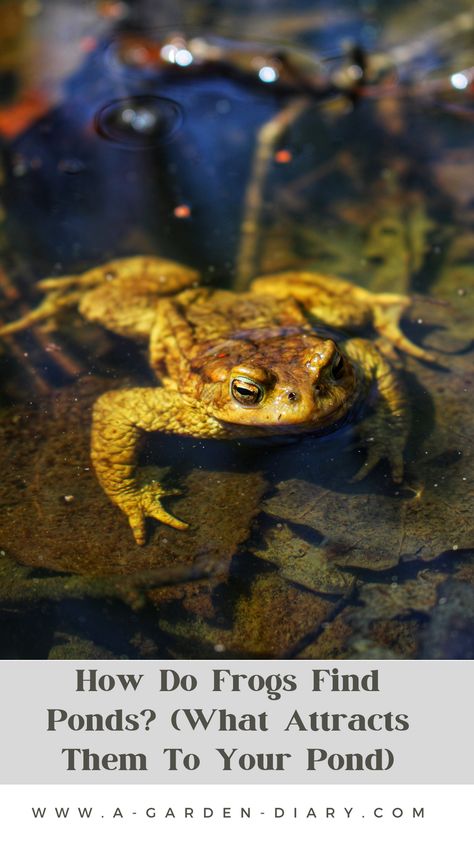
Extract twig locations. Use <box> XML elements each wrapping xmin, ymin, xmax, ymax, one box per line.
<box><xmin>234</xmin><ymin>96</ymin><xmax>310</xmax><ymax>290</ymax></box>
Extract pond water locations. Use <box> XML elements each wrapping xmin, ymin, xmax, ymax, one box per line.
<box><xmin>0</xmin><ymin>0</ymin><xmax>472</xmax><ymax>659</ymax></box>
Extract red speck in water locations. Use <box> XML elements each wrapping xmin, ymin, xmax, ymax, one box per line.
<box><xmin>274</xmin><ymin>149</ymin><xmax>292</xmax><ymax>163</ymax></box>
<box><xmin>118</xmin><ymin>38</ymin><xmax>162</xmax><ymax>67</ymax></box>
<box><xmin>80</xmin><ymin>36</ymin><xmax>98</xmax><ymax>53</ymax></box>
<box><xmin>98</xmin><ymin>1</ymin><xmax>127</xmax><ymax>19</ymax></box>
<box><xmin>216</xmin><ymin>352</ymin><xmax>227</xmax><ymax>358</ymax></box>
<box><xmin>173</xmin><ymin>204</ymin><xmax>191</xmax><ymax>218</ymax></box>
<box><xmin>0</xmin><ymin>90</ymin><xmax>50</xmax><ymax>140</ymax></box>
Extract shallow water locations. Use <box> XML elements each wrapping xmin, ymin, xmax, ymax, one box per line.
<box><xmin>0</xmin><ymin>0</ymin><xmax>472</xmax><ymax>658</ymax></box>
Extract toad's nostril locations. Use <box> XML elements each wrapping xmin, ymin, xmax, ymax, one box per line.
<box><xmin>287</xmin><ymin>391</ymin><xmax>298</xmax><ymax>402</ymax></box>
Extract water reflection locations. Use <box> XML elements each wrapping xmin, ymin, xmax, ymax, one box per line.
<box><xmin>95</xmin><ymin>95</ymin><xmax>183</xmax><ymax>147</ymax></box>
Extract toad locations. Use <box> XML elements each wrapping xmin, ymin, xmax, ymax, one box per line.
<box><xmin>0</xmin><ymin>256</ymin><xmax>435</xmax><ymax>544</ymax></box>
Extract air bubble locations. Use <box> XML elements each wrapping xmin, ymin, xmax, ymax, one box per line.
<box><xmin>95</xmin><ymin>96</ymin><xmax>183</xmax><ymax>148</ymax></box>
<box><xmin>258</xmin><ymin>65</ymin><xmax>279</xmax><ymax>83</ymax></box>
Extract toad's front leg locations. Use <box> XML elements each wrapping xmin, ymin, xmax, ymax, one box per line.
<box><xmin>91</xmin><ymin>388</ymin><xmax>226</xmax><ymax>544</ymax></box>
<box><xmin>344</xmin><ymin>338</ymin><xmax>410</xmax><ymax>484</ymax></box>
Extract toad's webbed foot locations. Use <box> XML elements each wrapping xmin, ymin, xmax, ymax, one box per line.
<box><xmin>0</xmin><ymin>289</ymin><xmax>81</xmax><ymax>337</ymax></box>
<box><xmin>343</xmin><ymin>338</ymin><xmax>410</xmax><ymax>485</ymax></box>
<box><xmin>368</xmin><ymin>292</ymin><xmax>438</xmax><ymax>364</ymax></box>
<box><xmin>119</xmin><ymin>476</ymin><xmax>188</xmax><ymax>546</ymax></box>
<box><xmin>349</xmin><ymin>413</ymin><xmax>405</xmax><ymax>484</ymax></box>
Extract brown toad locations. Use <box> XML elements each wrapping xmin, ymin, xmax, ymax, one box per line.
<box><xmin>0</xmin><ymin>256</ymin><xmax>435</xmax><ymax>544</ymax></box>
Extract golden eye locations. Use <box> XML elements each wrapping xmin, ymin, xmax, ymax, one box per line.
<box><xmin>231</xmin><ymin>377</ymin><xmax>264</xmax><ymax>406</ymax></box>
<box><xmin>331</xmin><ymin>353</ymin><xmax>345</xmax><ymax>380</ymax></box>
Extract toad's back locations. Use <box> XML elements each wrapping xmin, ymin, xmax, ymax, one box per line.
<box><xmin>172</xmin><ymin>287</ymin><xmax>308</xmax><ymax>344</ymax></box>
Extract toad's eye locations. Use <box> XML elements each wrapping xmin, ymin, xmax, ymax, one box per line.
<box><xmin>231</xmin><ymin>377</ymin><xmax>264</xmax><ymax>406</ymax></box>
<box><xmin>331</xmin><ymin>353</ymin><xmax>345</xmax><ymax>380</ymax></box>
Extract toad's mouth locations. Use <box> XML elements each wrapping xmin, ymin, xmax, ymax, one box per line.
<box><xmin>220</xmin><ymin>396</ymin><xmax>355</xmax><ymax>437</ymax></box>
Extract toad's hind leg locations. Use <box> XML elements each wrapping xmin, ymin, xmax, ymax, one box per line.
<box><xmin>250</xmin><ymin>270</ymin><xmax>437</xmax><ymax>362</ymax></box>
<box><xmin>250</xmin><ymin>270</ymin><xmax>371</xmax><ymax>331</ymax></box>
<box><xmin>0</xmin><ymin>256</ymin><xmax>200</xmax><ymax>340</ymax></box>
<box><xmin>78</xmin><ymin>256</ymin><xmax>200</xmax><ymax>339</ymax></box>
